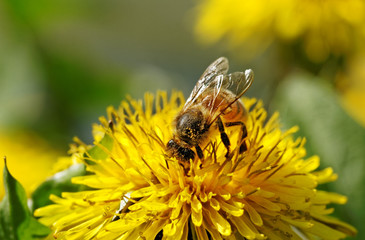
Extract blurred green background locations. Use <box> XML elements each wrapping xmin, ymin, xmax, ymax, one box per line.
<box><xmin>1</xmin><ymin>0</ymin><xmax>364</xmax><ymax>239</ymax></box>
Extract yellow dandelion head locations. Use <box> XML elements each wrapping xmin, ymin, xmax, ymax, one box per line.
<box><xmin>195</xmin><ymin>0</ymin><xmax>365</xmax><ymax>62</ymax></box>
<box><xmin>35</xmin><ymin>91</ymin><xmax>356</xmax><ymax>239</ymax></box>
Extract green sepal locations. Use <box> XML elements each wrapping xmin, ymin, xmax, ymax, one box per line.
<box><xmin>0</xmin><ymin>158</ymin><xmax>50</xmax><ymax>240</ymax></box>
<box><xmin>87</xmin><ymin>133</ymin><xmax>114</xmax><ymax>163</ymax></box>
<box><xmin>30</xmin><ymin>163</ymin><xmax>87</xmax><ymax>212</ymax></box>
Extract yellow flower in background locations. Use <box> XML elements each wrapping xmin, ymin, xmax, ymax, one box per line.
<box><xmin>337</xmin><ymin>52</ymin><xmax>365</xmax><ymax>127</ymax></box>
<box><xmin>0</xmin><ymin>133</ymin><xmax>60</xmax><ymax>197</ymax></box>
<box><xmin>35</xmin><ymin>92</ymin><xmax>356</xmax><ymax>239</ymax></box>
<box><xmin>195</xmin><ymin>0</ymin><xmax>365</xmax><ymax>62</ymax></box>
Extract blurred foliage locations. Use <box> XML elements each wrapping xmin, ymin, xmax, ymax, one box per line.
<box><xmin>272</xmin><ymin>73</ymin><xmax>365</xmax><ymax>239</ymax></box>
<box><xmin>0</xmin><ymin>0</ymin><xmax>364</xmax><ymax>239</ymax></box>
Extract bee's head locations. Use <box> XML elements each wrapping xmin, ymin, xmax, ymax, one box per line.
<box><xmin>166</xmin><ymin>139</ymin><xmax>195</xmax><ymax>161</ymax></box>
<box><xmin>175</xmin><ymin>108</ymin><xmax>205</xmax><ymax>145</ymax></box>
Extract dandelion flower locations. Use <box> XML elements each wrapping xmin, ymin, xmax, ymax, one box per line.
<box><xmin>34</xmin><ymin>89</ymin><xmax>356</xmax><ymax>239</ymax></box>
<box><xmin>195</xmin><ymin>0</ymin><xmax>365</xmax><ymax>62</ymax></box>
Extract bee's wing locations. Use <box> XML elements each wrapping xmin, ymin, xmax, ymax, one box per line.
<box><xmin>206</xmin><ymin>69</ymin><xmax>254</xmax><ymax>126</ymax></box>
<box><xmin>221</xmin><ymin>69</ymin><xmax>254</xmax><ymax>99</ymax></box>
<box><xmin>183</xmin><ymin>57</ymin><xmax>229</xmax><ymax>110</ymax></box>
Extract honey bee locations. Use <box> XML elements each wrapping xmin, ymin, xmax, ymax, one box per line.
<box><xmin>166</xmin><ymin>57</ymin><xmax>254</xmax><ymax>161</ymax></box>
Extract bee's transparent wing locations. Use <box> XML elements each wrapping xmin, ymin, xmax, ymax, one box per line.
<box><xmin>183</xmin><ymin>57</ymin><xmax>229</xmax><ymax>110</ymax></box>
<box><xmin>182</xmin><ymin>57</ymin><xmax>254</xmax><ymax>127</ymax></box>
<box><xmin>206</xmin><ymin>69</ymin><xmax>254</xmax><ymax>126</ymax></box>
<box><xmin>221</xmin><ymin>69</ymin><xmax>254</xmax><ymax>99</ymax></box>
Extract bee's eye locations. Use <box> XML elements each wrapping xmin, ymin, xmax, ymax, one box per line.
<box><xmin>166</xmin><ymin>139</ymin><xmax>176</xmax><ymax>149</ymax></box>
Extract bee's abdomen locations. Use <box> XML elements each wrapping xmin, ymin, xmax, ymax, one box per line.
<box><xmin>222</xmin><ymin>99</ymin><xmax>248</xmax><ymax>122</ymax></box>
<box><xmin>209</xmin><ymin>91</ymin><xmax>247</xmax><ymax>123</ymax></box>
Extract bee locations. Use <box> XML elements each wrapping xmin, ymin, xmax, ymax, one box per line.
<box><xmin>166</xmin><ymin>57</ymin><xmax>254</xmax><ymax>162</ymax></box>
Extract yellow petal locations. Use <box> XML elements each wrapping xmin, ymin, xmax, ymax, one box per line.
<box><xmin>191</xmin><ymin>207</ymin><xmax>203</xmax><ymax>227</ymax></box>
<box><xmin>311</xmin><ymin>213</ymin><xmax>357</xmax><ymax>237</ymax></box>
<box><xmin>106</xmin><ymin>213</ymin><xmax>146</xmax><ymax>232</ymax></box>
<box><xmin>128</xmin><ymin>200</ymin><xmax>168</xmax><ymax>212</ymax></box>
<box><xmin>298</xmin><ymin>156</ymin><xmax>320</xmax><ymax>172</ymax></box>
<box><xmin>278</xmin><ymin>174</ymin><xmax>317</xmax><ymax>188</ymax></box>
<box><xmin>130</xmin><ymin>184</ymin><xmax>173</xmax><ymax>198</ymax></box>
<box><xmin>230</xmin><ymin>215</ymin><xmax>259</xmax><ymax>239</ymax></box>
<box><xmin>313</xmin><ymin>191</ymin><xmax>347</xmax><ymax>205</ymax></box>
<box><xmin>314</xmin><ymin>167</ymin><xmax>338</xmax><ymax>184</ymax></box>
<box><xmin>305</xmin><ymin>220</ymin><xmax>348</xmax><ymax>240</ymax></box>
<box><xmin>191</xmin><ymin>195</ymin><xmax>202</xmax><ymax>213</ymax></box>
<box><xmin>166</xmin><ymin>206</ymin><xmax>190</xmax><ymax>240</ymax></box>
<box><xmin>163</xmin><ymin>219</ymin><xmax>178</xmax><ymax>236</ymax></box>
<box><xmin>220</xmin><ymin>200</ymin><xmax>244</xmax><ymax>217</ymax></box>
<box><xmin>206</xmin><ymin>206</ymin><xmax>231</xmax><ymax>236</ymax></box>
<box><xmin>244</xmin><ymin>202</ymin><xmax>263</xmax><ymax>226</ymax></box>
<box><xmin>140</xmin><ymin>219</ymin><xmax>165</xmax><ymax>239</ymax></box>
<box><xmin>170</xmin><ymin>196</ymin><xmax>183</xmax><ymax>220</ymax></box>
<box><xmin>210</xmin><ymin>197</ymin><xmax>220</xmax><ymax>211</ymax></box>
<box><xmin>249</xmin><ymin>196</ymin><xmax>281</xmax><ymax>212</ymax></box>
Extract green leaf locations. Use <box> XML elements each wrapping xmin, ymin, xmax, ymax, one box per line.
<box><xmin>0</xmin><ymin>158</ymin><xmax>50</xmax><ymax>240</ymax></box>
<box><xmin>271</xmin><ymin>73</ymin><xmax>365</xmax><ymax>239</ymax></box>
<box><xmin>88</xmin><ymin>133</ymin><xmax>114</xmax><ymax>161</ymax></box>
<box><xmin>30</xmin><ymin>163</ymin><xmax>87</xmax><ymax>212</ymax></box>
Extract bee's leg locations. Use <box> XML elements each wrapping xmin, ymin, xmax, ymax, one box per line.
<box><xmin>195</xmin><ymin>145</ymin><xmax>204</xmax><ymax>159</ymax></box>
<box><xmin>217</xmin><ymin>117</ymin><xmax>231</xmax><ymax>157</ymax></box>
<box><xmin>225</xmin><ymin>121</ymin><xmax>248</xmax><ymax>153</ymax></box>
